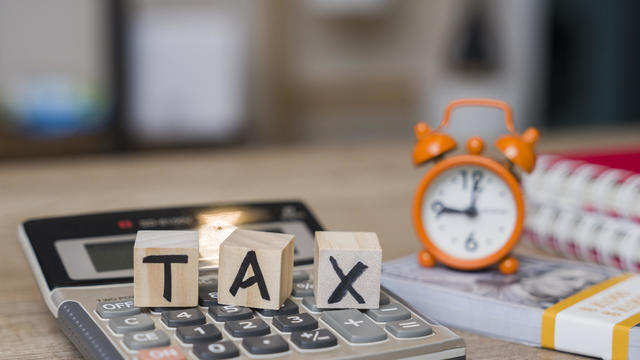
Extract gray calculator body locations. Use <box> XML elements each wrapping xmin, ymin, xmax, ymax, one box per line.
<box><xmin>19</xmin><ymin>201</ymin><xmax>466</xmax><ymax>360</ymax></box>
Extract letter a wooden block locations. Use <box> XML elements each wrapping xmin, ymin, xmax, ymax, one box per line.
<box><xmin>314</xmin><ymin>231</ymin><xmax>382</xmax><ymax>309</ymax></box>
<box><xmin>218</xmin><ymin>229</ymin><xmax>294</xmax><ymax>310</ymax></box>
<box><xmin>134</xmin><ymin>231</ymin><xmax>199</xmax><ymax>307</ymax></box>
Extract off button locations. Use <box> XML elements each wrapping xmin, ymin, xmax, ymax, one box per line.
<box><xmin>138</xmin><ymin>345</ymin><xmax>186</xmax><ymax>360</ymax></box>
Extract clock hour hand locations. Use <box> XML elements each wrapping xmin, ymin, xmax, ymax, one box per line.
<box><xmin>431</xmin><ymin>201</ymin><xmax>467</xmax><ymax>218</ymax></box>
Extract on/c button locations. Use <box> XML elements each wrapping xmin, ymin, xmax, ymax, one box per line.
<box><xmin>138</xmin><ymin>345</ymin><xmax>186</xmax><ymax>360</ymax></box>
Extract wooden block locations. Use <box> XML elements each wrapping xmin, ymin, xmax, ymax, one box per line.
<box><xmin>218</xmin><ymin>229</ymin><xmax>294</xmax><ymax>310</ymax></box>
<box><xmin>134</xmin><ymin>231</ymin><xmax>199</xmax><ymax>307</ymax></box>
<box><xmin>313</xmin><ymin>231</ymin><xmax>382</xmax><ymax>309</ymax></box>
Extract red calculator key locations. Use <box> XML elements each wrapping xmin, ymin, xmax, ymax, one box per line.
<box><xmin>138</xmin><ymin>345</ymin><xmax>186</xmax><ymax>360</ymax></box>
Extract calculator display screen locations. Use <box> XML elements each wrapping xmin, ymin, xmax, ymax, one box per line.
<box><xmin>85</xmin><ymin>241</ymin><xmax>134</xmax><ymax>272</ymax></box>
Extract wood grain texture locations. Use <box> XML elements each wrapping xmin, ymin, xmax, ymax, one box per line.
<box><xmin>133</xmin><ymin>231</ymin><xmax>199</xmax><ymax>307</ymax></box>
<box><xmin>2</xmin><ymin>127</ymin><xmax>638</xmax><ymax>358</ymax></box>
<box><xmin>218</xmin><ymin>229</ymin><xmax>294</xmax><ymax>310</ymax></box>
<box><xmin>314</xmin><ymin>231</ymin><xmax>382</xmax><ymax>309</ymax></box>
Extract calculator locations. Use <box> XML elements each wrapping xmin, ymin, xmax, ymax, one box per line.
<box><xmin>18</xmin><ymin>201</ymin><xmax>466</xmax><ymax>360</ymax></box>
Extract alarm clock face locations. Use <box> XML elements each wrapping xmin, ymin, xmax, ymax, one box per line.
<box><xmin>420</xmin><ymin>164</ymin><xmax>518</xmax><ymax>260</ymax></box>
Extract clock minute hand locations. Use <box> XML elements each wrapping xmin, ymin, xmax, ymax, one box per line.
<box><xmin>431</xmin><ymin>201</ymin><xmax>467</xmax><ymax>218</ymax></box>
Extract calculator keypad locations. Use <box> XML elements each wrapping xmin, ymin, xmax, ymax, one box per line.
<box><xmin>93</xmin><ymin>270</ymin><xmax>437</xmax><ymax>359</ymax></box>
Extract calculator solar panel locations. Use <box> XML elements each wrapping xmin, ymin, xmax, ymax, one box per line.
<box><xmin>19</xmin><ymin>201</ymin><xmax>466</xmax><ymax>359</ymax></box>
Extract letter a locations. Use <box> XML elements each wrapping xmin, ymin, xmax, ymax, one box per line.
<box><xmin>228</xmin><ymin>250</ymin><xmax>270</xmax><ymax>300</ymax></box>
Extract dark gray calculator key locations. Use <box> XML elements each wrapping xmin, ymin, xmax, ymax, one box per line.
<box><xmin>161</xmin><ymin>308</ymin><xmax>206</xmax><ymax>327</ymax></box>
<box><xmin>291</xmin><ymin>328</ymin><xmax>338</xmax><ymax>349</ymax></box>
<box><xmin>209</xmin><ymin>304</ymin><xmax>253</xmax><ymax>322</ymax></box>
<box><xmin>273</xmin><ymin>313</ymin><xmax>318</xmax><ymax>333</ymax></box>
<box><xmin>109</xmin><ymin>314</ymin><xmax>155</xmax><ymax>334</ymax></box>
<box><xmin>199</xmin><ymin>288</ymin><xmax>219</xmax><ymax>307</ymax></box>
<box><xmin>224</xmin><ymin>318</ymin><xmax>270</xmax><ymax>337</ymax></box>
<box><xmin>242</xmin><ymin>334</ymin><xmax>289</xmax><ymax>355</ymax></box>
<box><xmin>293</xmin><ymin>270</ymin><xmax>309</xmax><ymax>282</ymax></box>
<box><xmin>321</xmin><ymin>309</ymin><xmax>387</xmax><ymax>343</ymax></box>
<box><xmin>386</xmin><ymin>318</ymin><xmax>433</xmax><ymax>338</ymax></box>
<box><xmin>256</xmin><ymin>299</ymin><xmax>298</xmax><ymax>317</ymax></box>
<box><xmin>292</xmin><ymin>280</ymin><xmax>314</xmax><ymax>297</ymax></box>
<box><xmin>96</xmin><ymin>299</ymin><xmax>139</xmax><ymax>319</ymax></box>
<box><xmin>366</xmin><ymin>303</ymin><xmax>411</xmax><ymax>322</ymax></box>
<box><xmin>149</xmin><ymin>306</ymin><xmax>190</xmax><ymax>313</ymax></box>
<box><xmin>123</xmin><ymin>330</ymin><xmax>170</xmax><ymax>350</ymax></box>
<box><xmin>193</xmin><ymin>340</ymin><xmax>239</xmax><ymax>360</ymax></box>
<box><xmin>176</xmin><ymin>323</ymin><xmax>222</xmax><ymax>344</ymax></box>
<box><xmin>379</xmin><ymin>293</ymin><xmax>390</xmax><ymax>306</ymax></box>
<box><xmin>302</xmin><ymin>296</ymin><xmax>320</xmax><ymax>312</ymax></box>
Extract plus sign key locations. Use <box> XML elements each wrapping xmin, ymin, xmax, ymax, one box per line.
<box><xmin>291</xmin><ymin>329</ymin><xmax>337</xmax><ymax>349</ymax></box>
<box><xmin>320</xmin><ymin>309</ymin><xmax>387</xmax><ymax>343</ymax></box>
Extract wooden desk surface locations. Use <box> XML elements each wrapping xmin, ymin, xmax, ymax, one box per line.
<box><xmin>1</xmin><ymin>127</ymin><xmax>638</xmax><ymax>359</ymax></box>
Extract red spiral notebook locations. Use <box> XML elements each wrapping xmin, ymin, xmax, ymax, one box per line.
<box><xmin>522</xmin><ymin>147</ymin><xmax>640</xmax><ymax>271</ymax></box>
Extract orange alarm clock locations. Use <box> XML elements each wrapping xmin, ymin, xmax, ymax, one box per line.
<box><xmin>411</xmin><ymin>98</ymin><xmax>539</xmax><ymax>274</ymax></box>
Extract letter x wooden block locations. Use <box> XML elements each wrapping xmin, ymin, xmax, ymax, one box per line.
<box><xmin>218</xmin><ymin>229</ymin><xmax>295</xmax><ymax>310</ymax></box>
<box><xmin>314</xmin><ymin>232</ymin><xmax>382</xmax><ymax>309</ymax></box>
<box><xmin>134</xmin><ymin>231</ymin><xmax>199</xmax><ymax>307</ymax></box>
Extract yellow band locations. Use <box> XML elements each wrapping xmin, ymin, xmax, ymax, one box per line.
<box><xmin>541</xmin><ymin>273</ymin><xmax>634</xmax><ymax>350</ymax></box>
<box><xmin>612</xmin><ymin>312</ymin><xmax>640</xmax><ymax>360</ymax></box>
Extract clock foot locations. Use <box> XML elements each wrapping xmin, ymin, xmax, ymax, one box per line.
<box><xmin>498</xmin><ymin>256</ymin><xmax>518</xmax><ymax>274</ymax></box>
<box><xmin>417</xmin><ymin>250</ymin><xmax>436</xmax><ymax>267</ymax></box>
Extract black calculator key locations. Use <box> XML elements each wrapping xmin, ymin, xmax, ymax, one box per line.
<box><xmin>242</xmin><ymin>334</ymin><xmax>289</xmax><ymax>355</ymax></box>
<box><xmin>96</xmin><ymin>299</ymin><xmax>140</xmax><ymax>319</ymax></box>
<box><xmin>224</xmin><ymin>318</ymin><xmax>270</xmax><ymax>337</ymax></box>
<box><xmin>379</xmin><ymin>293</ymin><xmax>390</xmax><ymax>306</ymax></box>
<box><xmin>109</xmin><ymin>314</ymin><xmax>154</xmax><ymax>334</ymax></box>
<box><xmin>256</xmin><ymin>299</ymin><xmax>298</xmax><ymax>317</ymax></box>
<box><xmin>199</xmin><ymin>288</ymin><xmax>219</xmax><ymax>307</ymax></box>
<box><xmin>150</xmin><ymin>306</ymin><xmax>190</xmax><ymax>313</ymax></box>
<box><xmin>176</xmin><ymin>323</ymin><xmax>221</xmax><ymax>344</ymax></box>
<box><xmin>161</xmin><ymin>308</ymin><xmax>205</xmax><ymax>327</ymax></box>
<box><xmin>193</xmin><ymin>340</ymin><xmax>239</xmax><ymax>360</ymax></box>
<box><xmin>209</xmin><ymin>305</ymin><xmax>253</xmax><ymax>322</ymax></box>
<box><xmin>291</xmin><ymin>328</ymin><xmax>338</xmax><ymax>349</ymax></box>
<box><xmin>272</xmin><ymin>313</ymin><xmax>318</xmax><ymax>332</ymax></box>
<box><xmin>366</xmin><ymin>303</ymin><xmax>411</xmax><ymax>322</ymax></box>
<box><xmin>124</xmin><ymin>330</ymin><xmax>170</xmax><ymax>350</ymax></box>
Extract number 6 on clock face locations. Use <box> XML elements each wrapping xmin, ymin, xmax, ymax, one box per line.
<box><xmin>413</xmin><ymin>156</ymin><xmax>525</xmax><ymax>270</ymax></box>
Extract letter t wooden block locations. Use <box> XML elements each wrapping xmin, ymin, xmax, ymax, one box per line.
<box><xmin>218</xmin><ymin>229</ymin><xmax>294</xmax><ymax>310</ymax></box>
<box><xmin>314</xmin><ymin>231</ymin><xmax>382</xmax><ymax>309</ymax></box>
<box><xmin>134</xmin><ymin>231</ymin><xmax>199</xmax><ymax>307</ymax></box>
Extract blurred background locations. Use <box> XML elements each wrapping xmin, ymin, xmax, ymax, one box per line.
<box><xmin>0</xmin><ymin>0</ymin><xmax>638</xmax><ymax>158</ymax></box>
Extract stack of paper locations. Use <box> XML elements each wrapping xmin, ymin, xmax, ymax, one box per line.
<box><xmin>382</xmin><ymin>255</ymin><xmax>640</xmax><ymax>359</ymax></box>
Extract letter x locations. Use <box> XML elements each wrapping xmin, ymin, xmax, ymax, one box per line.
<box><xmin>142</xmin><ymin>255</ymin><xmax>188</xmax><ymax>302</ymax></box>
<box><xmin>327</xmin><ymin>256</ymin><xmax>368</xmax><ymax>304</ymax></box>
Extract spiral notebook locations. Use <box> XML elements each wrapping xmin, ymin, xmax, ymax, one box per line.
<box><xmin>522</xmin><ymin>147</ymin><xmax>640</xmax><ymax>271</ymax></box>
